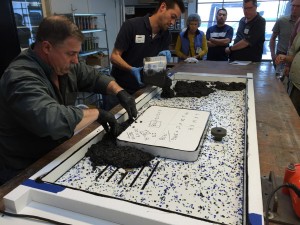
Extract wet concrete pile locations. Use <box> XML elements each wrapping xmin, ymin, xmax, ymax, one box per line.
<box><xmin>86</xmin><ymin>120</ymin><xmax>155</xmax><ymax>169</ymax></box>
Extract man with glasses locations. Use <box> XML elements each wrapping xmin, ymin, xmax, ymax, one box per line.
<box><xmin>225</xmin><ymin>0</ymin><xmax>266</xmax><ymax>62</ymax></box>
<box><xmin>206</xmin><ymin>8</ymin><xmax>233</xmax><ymax>61</ymax></box>
<box><xmin>270</xmin><ymin>0</ymin><xmax>300</xmax><ymax>69</ymax></box>
<box><xmin>108</xmin><ymin>0</ymin><xmax>185</xmax><ymax>108</ymax></box>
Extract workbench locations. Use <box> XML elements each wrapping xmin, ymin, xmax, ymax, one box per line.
<box><xmin>0</xmin><ymin>61</ymin><xmax>299</xmax><ymax>224</ymax></box>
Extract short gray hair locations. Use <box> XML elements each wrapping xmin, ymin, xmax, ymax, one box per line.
<box><xmin>186</xmin><ymin>13</ymin><xmax>201</xmax><ymax>27</ymax></box>
<box><xmin>36</xmin><ymin>15</ymin><xmax>84</xmax><ymax>46</ymax></box>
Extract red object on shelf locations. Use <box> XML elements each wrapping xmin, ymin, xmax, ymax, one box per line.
<box><xmin>282</xmin><ymin>163</ymin><xmax>300</xmax><ymax>218</ymax></box>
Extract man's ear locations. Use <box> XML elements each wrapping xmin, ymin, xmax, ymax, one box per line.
<box><xmin>159</xmin><ymin>2</ymin><xmax>167</xmax><ymax>12</ymax></box>
<box><xmin>41</xmin><ymin>41</ymin><xmax>52</xmax><ymax>54</ymax></box>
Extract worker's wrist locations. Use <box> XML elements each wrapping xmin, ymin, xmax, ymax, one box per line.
<box><xmin>107</xmin><ymin>81</ymin><xmax>123</xmax><ymax>96</ymax></box>
<box><xmin>229</xmin><ymin>46</ymin><xmax>233</xmax><ymax>52</ymax></box>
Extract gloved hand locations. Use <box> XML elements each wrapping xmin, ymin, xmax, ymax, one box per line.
<box><xmin>158</xmin><ymin>50</ymin><xmax>172</xmax><ymax>63</ymax></box>
<box><xmin>116</xmin><ymin>90</ymin><xmax>137</xmax><ymax>119</ymax></box>
<box><xmin>142</xmin><ymin>69</ymin><xmax>169</xmax><ymax>89</ymax></box>
<box><xmin>130</xmin><ymin>67</ymin><xmax>144</xmax><ymax>86</ymax></box>
<box><xmin>97</xmin><ymin>109</ymin><xmax>119</xmax><ymax>136</ymax></box>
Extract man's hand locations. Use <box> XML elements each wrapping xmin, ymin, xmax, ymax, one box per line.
<box><xmin>116</xmin><ymin>90</ymin><xmax>137</xmax><ymax>119</ymax></box>
<box><xmin>275</xmin><ymin>54</ymin><xmax>286</xmax><ymax>65</ymax></box>
<box><xmin>130</xmin><ymin>67</ymin><xmax>144</xmax><ymax>86</ymax></box>
<box><xmin>158</xmin><ymin>50</ymin><xmax>172</xmax><ymax>62</ymax></box>
<box><xmin>225</xmin><ymin>47</ymin><xmax>231</xmax><ymax>54</ymax></box>
<box><xmin>97</xmin><ymin>109</ymin><xmax>119</xmax><ymax>136</ymax></box>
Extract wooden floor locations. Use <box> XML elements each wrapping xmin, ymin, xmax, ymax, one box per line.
<box><xmin>254</xmin><ymin>63</ymin><xmax>300</xmax><ymax>225</ymax></box>
<box><xmin>254</xmin><ymin>63</ymin><xmax>300</xmax><ymax>177</ymax></box>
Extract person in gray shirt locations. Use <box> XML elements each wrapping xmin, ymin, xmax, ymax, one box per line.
<box><xmin>0</xmin><ymin>15</ymin><xmax>137</xmax><ymax>185</ymax></box>
<box><xmin>269</xmin><ymin>0</ymin><xmax>300</xmax><ymax>67</ymax></box>
<box><xmin>276</xmin><ymin>32</ymin><xmax>300</xmax><ymax>115</ymax></box>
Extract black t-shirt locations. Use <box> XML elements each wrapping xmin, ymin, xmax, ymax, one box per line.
<box><xmin>230</xmin><ymin>13</ymin><xmax>266</xmax><ymax>62</ymax></box>
<box><xmin>111</xmin><ymin>15</ymin><xmax>170</xmax><ymax>94</ymax></box>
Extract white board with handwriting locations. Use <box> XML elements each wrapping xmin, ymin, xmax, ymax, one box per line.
<box><xmin>117</xmin><ymin>106</ymin><xmax>210</xmax><ymax>161</ymax></box>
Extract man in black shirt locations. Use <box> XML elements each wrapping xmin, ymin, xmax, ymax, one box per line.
<box><xmin>104</xmin><ymin>0</ymin><xmax>185</xmax><ymax>110</ymax></box>
<box><xmin>225</xmin><ymin>0</ymin><xmax>266</xmax><ymax>62</ymax></box>
<box><xmin>110</xmin><ymin>0</ymin><xmax>185</xmax><ymax>95</ymax></box>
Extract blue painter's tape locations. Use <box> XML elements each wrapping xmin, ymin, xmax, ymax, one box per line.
<box><xmin>167</xmin><ymin>72</ymin><xmax>175</xmax><ymax>77</ymax></box>
<box><xmin>22</xmin><ymin>179</ymin><xmax>65</xmax><ymax>193</ymax></box>
<box><xmin>249</xmin><ymin>213</ymin><xmax>263</xmax><ymax>225</ymax></box>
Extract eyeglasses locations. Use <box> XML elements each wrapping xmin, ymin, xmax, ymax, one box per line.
<box><xmin>292</xmin><ymin>4</ymin><xmax>300</xmax><ymax>8</ymax></box>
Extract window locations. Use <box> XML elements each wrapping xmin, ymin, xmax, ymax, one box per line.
<box><xmin>197</xmin><ymin>0</ymin><xmax>291</xmax><ymax>60</ymax></box>
<box><xmin>12</xmin><ymin>0</ymin><xmax>44</xmax><ymax>49</ymax></box>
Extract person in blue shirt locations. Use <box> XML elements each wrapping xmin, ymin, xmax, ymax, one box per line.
<box><xmin>175</xmin><ymin>13</ymin><xmax>208</xmax><ymax>60</ymax></box>
<box><xmin>206</xmin><ymin>8</ymin><xmax>233</xmax><ymax>61</ymax></box>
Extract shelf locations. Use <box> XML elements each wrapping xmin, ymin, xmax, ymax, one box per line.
<box><xmin>98</xmin><ymin>66</ymin><xmax>110</xmax><ymax>74</ymax></box>
<box><xmin>13</xmin><ymin>1</ymin><xmax>41</xmax><ymax>5</ymax></box>
<box><xmin>73</xmin><ymin>13</ymin><xmax>105</xmax><ymax>17</ymax></box>
<box><xmin>63</xmin><ymin>12</ymin><xmax>110</xmax><ymax>73</ymax></box>
<box><xmin>79</xmin><ymin>48</ymin><xmax>109</xmax><ymax>57</ymax></box>
<box><xmin>81</xmin><ymin>28</ymin><xmax>106</xmax><ymax>34</ymax></box>
<box><xmin>13</xmin><ymin>0</ymin><xmax>43</xmax><ymax>48</ymax></box>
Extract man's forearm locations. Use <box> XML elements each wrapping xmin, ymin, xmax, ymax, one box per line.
<box><xmin>231</xmin><ymin>39</ymin><xmax>249</xmax><ymax>51</ymax></box>
<box><xmin>74</xmin><ymin>108</ymin><xmax>99</xmax><ymax>133</ymax></box>
<box><xmin>106</xmin><ymin>80</ymin><xmax>123</xmax><ymax>96</ymax></box>
<box><xmin>207</xmin><ymin>40</ymin><xmax>216</xmax><ymax>47</ymax></box>
<box><xmin>269</xmin><ymin>38</ymin><xmax>276</xmax><ymax>58</ymax></box>
<box><xmin>269</xmin><ymin>33</ymin><xmax>278</xmax><ymax>59</ymax></box>
<box><xmin>210</xmin><ymin>38</ymin><xmax>231</xmax><ymax>46</ymax></box>
<box><xmin>110</xmin><ymin>48</ymin><xmax>132</xmax><ymax>72</ymax></box>
<box><xmin>225</xmin><ymin>39</ymin><xmax>249</xmax><ymax>54</ymax></box>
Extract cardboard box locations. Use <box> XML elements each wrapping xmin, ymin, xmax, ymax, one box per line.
<box><xmin>86</xmin><ymin>54</ymin><xmax>109</xmax><ymax>68</ymax></box>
